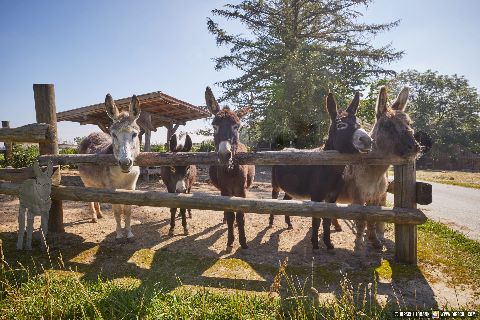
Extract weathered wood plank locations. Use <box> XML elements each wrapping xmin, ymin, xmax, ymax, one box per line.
<box><xmin>394</xmin><ymin>161</ymin><xmax>418</xmax><ymax>264</ymax></box>
<box><xmin>0</xmin><ymin>166</ymin><xmax>60</xmax><ymax>183</ymax></box>
<box><xmin>387</xmin><ymin>180</ymin><xmax>432</xmax><ymax>205</ymax></box>
<box><xmin>0</xmin><ymin>123</ymin><xmax>50</xmax><ymax>143</ymax></box>
<box><xmin>38</xmin><ymin>150</ymin><xmax>410</xmax><ymax>167</ymax></box>
<box><xmin>34</xmin><ymin>84</ymin><xmax>64</xmax><ymax>233</ymax></box>
<box><xmin>16</xmin><ymin>185</ymin><xmax>426</xmax><ymax>224</ymax></box>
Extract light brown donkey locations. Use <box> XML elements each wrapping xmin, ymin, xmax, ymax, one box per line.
<box><xmin>336</xmin><ymin>86</ymin><xmax>420</xmax><ymax>251</ymax></box>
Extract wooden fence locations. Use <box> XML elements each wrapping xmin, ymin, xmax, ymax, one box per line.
<box><xmin>0</xmin><ymin>84</ymin><xmax>430</xmax><ymax>265</ymax></box>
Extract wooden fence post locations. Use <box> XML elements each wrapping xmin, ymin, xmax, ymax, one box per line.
<box><xmin>394</xmin><ymin>160</ymin><xmax>417</xmax><ymax>264</ymax></box>
<box><xmin>2</xmin><ymin>121</ymin><xmax>13</xmax><ymax>163</ymax></box>
<box><xmin>33</xmin><ymin>84</ymin><xmax>64</xmax><ymax>233</ymax></box>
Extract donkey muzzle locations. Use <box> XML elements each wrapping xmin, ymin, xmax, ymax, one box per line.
<box><xmin>218</xmin><ymin>141</ymin><xmax>233</xmax><ymax>164</ymax></box>
<box><xmin>119</xmin><ymin>159</ymin><xmax>133</xmax><ymax>173</ymax></box>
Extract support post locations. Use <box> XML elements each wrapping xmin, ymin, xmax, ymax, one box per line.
<box><xmin>34</xmin><ymin>84</ymin><xmax>64</xmax><ymax>233</ymax></box>
<box><xmin>394</xmin><ymin>160</ymin><xmax>417</xmax><ymax>264</ymax></box>
<box><xmin>2</xmin><ymin>121</ymin><xmax>13</xmax><ymax>163</ymax></box>
<box><xmin>143</xmin><ymin>129</ymin><xmax>151</xmax><ymax>182</ymax></box>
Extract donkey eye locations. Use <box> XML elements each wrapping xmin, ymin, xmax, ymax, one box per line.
<box><xmin>132</xmin><ymin>132</ymin><xmax>137</xmax><ymax>139</ymax></box>
<box><xmin>336</xmin><ymin>123</ymin><xmax>348</xmax><ymax>130</ymax></box>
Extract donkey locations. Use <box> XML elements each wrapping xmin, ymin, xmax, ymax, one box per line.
<box><xmin>78</xmin><ymin>94</ymin><xmax>141</xmax><ymax>240</ymax></box>
<box><xmin>17</xmin><ymin>161</ymin><xmax>54</xmax><ymax>251</ymax></box>
<box><xmin>161</xmin><ymin>134</ymin><xmax>197</xmax><ymax>236</ymax></box>
<box><xmin>270</xmin><ymin>92</ymin><xmax>372</xmax><ymax>250</ymax></box>
<box><xmin>205</xmin><ymin>86</ymin><xmax>255</xmax><ymax>249</ymax></box>
<box><xmin>336</xmin><ymin>86</ymin><xmax>420</xmax><ymax>251</ymax></box>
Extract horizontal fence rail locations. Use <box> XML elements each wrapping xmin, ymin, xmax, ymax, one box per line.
<box><xmin>0</xmin><ymin>123</ymin><xmax>50</xmax><ymax>143</ymax></box>
<box><xmin>38</xmin><ymin>150</ymin><xmax>411</xmax><ymax>167</ymax></box>
<box><xmin>0</xmin><ymin>182</ymin><xmax>426</xmax><ymax>224</ymax></box>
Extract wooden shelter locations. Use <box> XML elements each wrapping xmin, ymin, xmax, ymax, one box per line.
<box><xmin>56</xmin><ymin>91</ymin><xmax>211</xmax><ymax>151</ymax></box>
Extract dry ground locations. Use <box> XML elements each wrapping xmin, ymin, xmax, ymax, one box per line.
<box><xmin>0</xmin><ymin>166</ymin><xmax>478</xmax><ymax>309</ymax></box>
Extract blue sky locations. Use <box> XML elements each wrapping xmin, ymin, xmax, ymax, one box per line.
<box><xmin>1</xmin><ymin>0</ymin><xmax>479</xmax><ymax>143</ymax></box>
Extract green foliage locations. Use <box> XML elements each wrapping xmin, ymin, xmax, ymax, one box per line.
<box><xmin>59</xmin><ymin>147</ymin><xmax>77</xmax><ymax>155</ymax></box>
<box><xmin>1</xmin><ymin>144</ymin><xmax>39</xmax><ymax>168</ymax></box>
<box><xmin>196</xmin><ymin>140</ymin><xmax>215</xmax><ymax>152</ymax></box>
<box><xmin>364</xmin><ymin>70</ymin><xmax>480</xmax><ymax>154</ymax></box>
<box><xmin>208</xmin><ymin>0</ymin><xmax>402</xmax><ymax>148</ymax></box>
<box><xmin>150</xmin><ymin>144</ymin><xmax>167</xmax><ymax>153</ymax></box>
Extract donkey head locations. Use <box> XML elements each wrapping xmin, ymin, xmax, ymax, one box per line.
<box><xmin>105</xmin><ymin>94</ymin><xmax>141</xmax><ymax>173</ymax></box>
<box><xmin>168</xmin><ymin>134</ymin><xmax>194</xmax><ymax>193</ymax></box>
<box><xmin>324</xmin><ymin>92</ymin><xmax>372</xmax><ymax>153</ymax></box>
<box><xmin>205</xmin><ymin>86</ymin><xmax>250</xmax><ymax>165</ymax></box>
<box><xmin>372</xmin><ymin>87</ymin><xmax>420</xmax><ymax>158</ymax></box>
<box><xmin>32</xmin><ymin>161</ymin><xmax>53</xmax><ymax>200</ymax></box>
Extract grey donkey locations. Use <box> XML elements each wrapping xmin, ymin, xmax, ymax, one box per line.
<box><xmin>78</xmin><ymin>94</ymin><xmax>141</xmax><ymax>240</ymax></box>
<box><xmin>17</xmin><ymin>161</ymin><xmax>54</xmax><ymax>251</ymax></box>
<box><xmin>336</xmin><ymin>86</ymin><xmax>420</xmax><ymax>251</ymax></box>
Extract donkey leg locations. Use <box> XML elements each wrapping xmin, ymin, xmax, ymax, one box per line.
<box><xmin>17</xmin><ymin>205</ymin><xmax>26</xmax><ymax>250</ymax></box>
<box><xmin>187</xmin><ymin>209</ymin><xmax>192</xmax><ymax>219</ymax></box>
<box><xmin>94</xmin><ymin>202</ymin><xmax>103</xmax><ymax>219</ymax></box>
<box><xmin>89</xmin><ymin>202</ymin><xmax>98</xmax><ymax>223</ymax></box>
<box><xmin>225</xmin><ymin>212</ymin><xmax>235</xmax><ymax>248</ymax></box>
<box><xmin>25</xmin><ymin>212</ymin><xmax>34</xmax><ymax>251</ymax></box>
<box><xmin>236</xmin><ymin>212</ymin><xmax>248</xmax><ymax>249</ymax></box>
<box><xmin>332</xmin><ymin>219</ymin><xmax>342</xmax><ymax>232</ymax></box>
<box><xmin>322</xmin><ymin>218</ymin><xmax>334</xmax><ymax>250</ymax></box>
<box><xmin>40</xmin><ymin>214</ymin><xmax>49</xmax><ymax>251</ymax></box>
<box><xmin>113</xmin><ymin>204</ymin><xmax>123</xmax><ymax>239</ymax></box>
<box><xmin>269</xmin><ymin>188</ymin><xmax>280</xmax><ymax>227</ymax></box>
<box><xmin>169</xmin><ymin>208</ymin><xmax>177</xmax><ymax>236</ymax></box>
<box><xmin>180</xmin><ymin>208</ymin><xmax>188</xmax><ymax>235</ymax></box>
<box><xmin>311</xmin><ymin>218</ymin><xmax>320</xmax><ymax>250</ymax></box>
<box><xmin>354</xmin><ymin>220</ymin><xmax>367</xmax><ymax>251</ymax></box>
<box><xmin>283</xmin><ymin>194</ymin><xmax>293</xmax><ymax>229</ymax></box>
<box><xmin>123</xmin><ymin>205</ymin><xmax>134</xmax><ymax>239</ymax></box>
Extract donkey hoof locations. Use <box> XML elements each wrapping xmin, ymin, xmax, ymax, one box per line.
<box><xmin>334</xmin><ymin>226</ymin><xmax>342</xmax><ymax>232</ymax></box>
<box><xmin>287</xmin><ymin>224</ymin><xmax>293</xmax><ymax>230</ymax></box>
<box><xmin>326</xmin><ymin>243</ymin><xmax>335</xmax><ymax>250</ymax></box>
<box><xmin>168</xmin><ymin>228</ymin><xmax>174</xmax><ymax>236</ymax></box>
<box><xmin>183</xmin><ymin>228</ymin><xmax>189</xmax><ymax>236</ymax></box>
<box><xmin>16</xmin><ymin>245</ymin><xmax>23</xmax><ymax>251</ymax></box>
<box><xmin>240</xmin><ymin>244</ymin><xmax>249</xmax><ymax>249</ymax></box>
<box><xmin>91</xmin><ymin>218</ymin><xmax>98</xmax><ymax>223</ymax></box>
<box><xmin>371</xmin><ymin>241</ymin><xmax>383</xmax><ymax>251</ymax></box>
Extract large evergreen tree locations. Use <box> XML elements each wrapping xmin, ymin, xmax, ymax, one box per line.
<box><xmin>208</xmin><ymin>0</ymin><xmax>402</xmax><ymax>147</ymax></box>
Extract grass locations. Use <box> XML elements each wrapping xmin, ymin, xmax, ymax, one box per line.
<box><xmin>388</xmin><ymin>168</ymin><xmax>480</xmax><ymax>189</ymax></box>
<box><xmin>1</xmin><ymin>219</ymin><xmax>479</xmax><ymax>319</ymax></box>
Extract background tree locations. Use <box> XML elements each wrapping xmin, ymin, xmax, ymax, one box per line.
<box><xmin>208</xmin><ymin>0</ymin><xmax>402</xmax><ymax>148</ymax></box>
<box><xmin>380</xmin><ymin>70</ymin><xmax>480</xmax><ymax>155</ymax></box>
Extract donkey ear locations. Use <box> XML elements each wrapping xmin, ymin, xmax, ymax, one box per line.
<box><xmin>32</xmin><ymin>161</ymin><xmax>42</xmax><ymax>177</ymax></box>
<box><xmin>105</xmin><ymin>94</ymin><xmax>120</xmax><ymax>121</ymax></box>
<box><xmin>46</xmin><ymin>161</ymin><xmax>53</xmax><ymax>177</ymax></box>
<box><xmin>183</xmin><ymin>134</ymin><xmax>193</xmax><ymax>152</ymax></box>
<box><xmin>205</xmin><ymin>86</ymin><xmax>220</xmax><ymax>115</ymax></box>
<box><xmin>391</xmin><ymin>87</ymin><xmax>409</xmax><ymax>111</ymax></box>
<box><xmin>169</xmin><ymin>134</ymin><xmax>178</xmax><ymax>152</ymax></box>
<box><xmin>236</xmin><ymin>106</ymin><xmax>251</xmax><ymax>119</ymax></box>
<box><xmin>326</xmin><ymin>92</ymin><xmax>337</xmax><ymax>121</ymax></box>
<box><xmin>346</xmin><ymin>92</ymin><xmax>360</xmax><ymax>115</ymax></box>
<box><xmin>129</xmin><ymin>95</ymin><xmax>141</xmax><ymax>121</ymax></box>
<box><xmin>376</xmin><ymin>86</ymin><xmax>388</xmax><ymax>119</ymax></box>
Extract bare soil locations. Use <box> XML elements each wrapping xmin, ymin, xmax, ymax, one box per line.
<box><xmin>0</xmin><ymin>166</ymin><xmax>477</xmax><ymax>308</ymax></box>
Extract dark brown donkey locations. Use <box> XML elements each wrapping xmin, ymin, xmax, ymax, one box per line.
<box><xmin>337</xmin><ymin>86</ymin><xmax>421</xmax><ymax>250</ymax></box>
<box><xmin>161</xmin><ymin>134</ymin><xmax>197</xmax><ymax>236</ymax></box>
<box><xmin>205</xmin><ymin>86</ymin><xmax>255</xmax><ymax>249</ymax></box>
<box><xmin>271</xmin><ymin>92</ymin><xmax>372</xmax><ymax>250</ymax></box>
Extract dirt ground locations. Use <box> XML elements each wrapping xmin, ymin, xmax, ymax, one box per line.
<box><xmin>0</xmin><ymin>166</ymin><xmax>477</xmax><ymax>308</ymax></box>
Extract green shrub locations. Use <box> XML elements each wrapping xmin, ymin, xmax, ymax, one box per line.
<box><xmin>2</xmin><ymin>144</ymin><xmax>39</xmax><ymax>168</ymax></box>
<box><xmin>150</xmin><ymin>144</ymin><xmax>167</xmax><ymax>153</ymax></box>
<box><xmin>196</xmin><ymin>140</ymin><xmax>215</xmax><ymax>152</ymax></box>
<box><xmin>60</xmin><ymin>147</ymin><xmax>78</xmax><ymax>155</ymax></box>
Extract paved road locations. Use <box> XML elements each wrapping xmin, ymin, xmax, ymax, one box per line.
<box><xmin>387</xmin><ymin>182</ymin><xmax>480</xmax><ymax>240</ymax></box>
